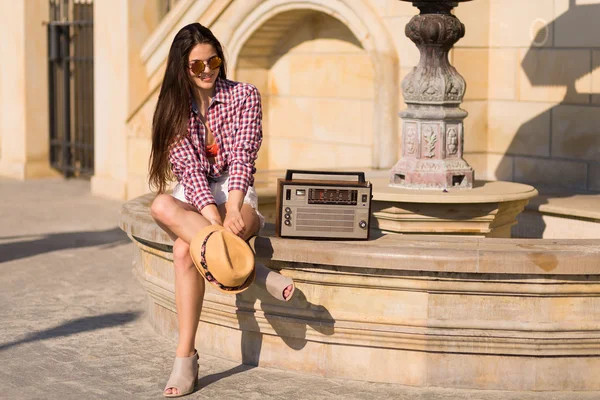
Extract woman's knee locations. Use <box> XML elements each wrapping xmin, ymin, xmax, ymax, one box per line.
<box><xmin>151</xmin><ymin>194</ymin><xmax>177</xmax><ymax>225</ymax></box>
<box><xmin>172</xmin><ymin>240</ymin><xmax>194</xmax><ymax>271</ymax></box>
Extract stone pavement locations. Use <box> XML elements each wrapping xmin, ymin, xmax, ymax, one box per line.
<box><xmin>0</xmin><ymin>177</ymin><xmax>598</xmax><ymax>400</ymax></box>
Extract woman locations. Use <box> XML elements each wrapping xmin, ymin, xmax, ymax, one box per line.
<box><xmin>148</xmin><ymin>23</ymin><xmax>293</xmax><ymax>397</ymax></box>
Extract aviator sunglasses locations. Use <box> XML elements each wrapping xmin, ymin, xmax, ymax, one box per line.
<box><xmin>189</xmin><ymin>56</ymin><xmax>222</xmax><ymax>75</ymax></box>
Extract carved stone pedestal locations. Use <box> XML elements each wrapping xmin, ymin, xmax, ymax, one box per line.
<box><xmin>390</xmin><ymin>0</ymin><xmax>474</xmax><ymax>190</ymax></box>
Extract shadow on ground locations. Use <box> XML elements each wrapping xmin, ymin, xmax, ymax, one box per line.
<box><xmin>0</xmin><ymin>227</ymin><xmax>129</xmax><ymax>263</ymax></box>
<box><xmin>0</xmin><ymin>311</ymin><xmax>141</xmax><ymax>352</ymax></box>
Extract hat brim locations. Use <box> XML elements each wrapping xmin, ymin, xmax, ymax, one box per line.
<box><xmin>189</xmin><ymin>225</ymin><xmax>255</xmax><ymax>295</ymax></box>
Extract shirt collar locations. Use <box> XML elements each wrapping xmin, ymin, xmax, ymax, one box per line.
<box><xmin>212</xmin><ymin>78</ymin><xmax>231</xmax><ymax>104</ymax></box>
<box><xmin>190</xmin><ymin>78</ymin><xmax>230</xmax><ymax>115</ymax></box>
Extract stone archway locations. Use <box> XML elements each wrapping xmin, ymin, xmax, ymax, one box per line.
<box><xmin>222</xmin><ymin>0</ymin><xmax>399</xmax><ymax>170</ymax></box>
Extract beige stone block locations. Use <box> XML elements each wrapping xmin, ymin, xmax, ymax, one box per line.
<box><xmin>334</xmin><ymin>144</ymin><xmax>373</xmax><ymax>169</ymax></box>
<box><xmin>427</xmin><ymin>352</ymin><xmax>537</xmax><ymax>390</ymax></box>
<box><xmin>312</xmin><ymin>99</ymin><xmax>373</xmax><ymax>145</ymax></box>
<box><xmin>590</xmin><ymin>50</ymin><xmax>600</xmax><ymax>103</ymax></box>
<box><xmin>518</xmin><ymin>49</ymin><xmax>592</xmax><ymax>104</ymax></box>
<box><xmin>454</xmin><ymin>0</ymin><xmax>490</xmax><ymax>47</ymax></box>
<box><xmin>454</xmin><ymin>49</ymin><xmax>488</xmax><ymax>100</ymax></box>
<box><xmin>514</xmin><ymin>157</ymin><xmax>587</xmax><ymax>190</ymax></box>
<box><xmin>386</xmin><ymin>0</ymin><xmax>418</xmax><ymax>17</ymax></box>
<box><xmin>487</xmin><ymin>153</ymin><xmax>514</xmax><ymax>182</ymax></box>
<box><xmin>126</xmin><ymin>177</ymin><xmax>151</xmax><ymax>201</ymax></box>
<box><xmin>488</xmin><ymin>49</ymin><xmax>518</xmax><ymax>100</ymax></box>
<box><xmin>551</xmin><ymin>105</ymin><xmax>600</xmax><ymax>161</ymax></box>
<box><xmin>384</xmin><ymin>16</ymin><xmax>421</xmax><ymax>68</ymax></box>
<box><xmin>268</xmin><ymin>56</ymin><xmax>290</xmax><ymax>96</ymax></box>
<box><xmin>554</xmin><ymin>0</ymin><xmax>600</xmax><ymax>47</ymax></box>
<box><xmin>267</xmin><ymin>138</ymin><xmax>337</xmax><ymax>170</ymax></box>
<box><xmin>90</xmin><ymin>175</ymin><xmax>127</xmax><ymax>200</ymax></box>
<box><xmin>514</xmin><ymin>210</ymin><xmax>600</xmax><ymax>239</ymax></box>
<box><xmin>462</xmin><ymin>101</ymin><xmax>488</xmax><ymax>153</ymax></box>
<box><xmin>463</xmin><ymin>153</ymin><xmax>487</xmax><ymax>179</ymax></box>
<box><xmin>368</xmin><ymin>0</ymin><xmax>387</xmax><ymax>15</ymax></box>
<box><xmin>487</xmin><ymin>101</ymin><xmax>552</xmax><ymax>157</ymax></box>
<box><xmin>268</xmin><ymin>96</ymin><xmax>373</xmax><ymax>146</ymax></box>
<box><xmin>590</xmin><ymin>163</ymin><xmax>600</xmax><ymax>191</ymax></box>
<box><xmin>127</xmin><ymin>137</ymin><xmax>151</xmax><ymax>176</ymax></box>
<box><xmin>267</xmin><ymin>96</ymin><xmax>312</xmax><ymax>139</ymax></box>
<box><xmin>235</xmin><ymin>56</ymin><xmax>271</xmax><ymax>69</ymax></box>
<box><xmin>490</xmin><ymin>0</ymin><xmax>554</xmax><ymax>47</ymax></box>
<box><xmin>236</xmin><ymin>68</ymin><xmax>269</xmax><ymax>94</ymax></box>
<box><xmin>287</xmin><ymin>53</ymin><xmax>374</xmax><ymax>99</ymax></box>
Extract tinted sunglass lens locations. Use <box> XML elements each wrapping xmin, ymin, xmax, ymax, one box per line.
<box><xmin>191</xmin><ymin>61</ymin><xmax>205</xmax><ymax>75</ymax></box>
<box><xmin>208</xmin><ymin>56</ymin><xmax>222</xmax><ymax>70</ymax></box>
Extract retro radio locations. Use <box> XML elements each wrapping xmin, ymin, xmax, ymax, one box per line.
<box><xmin>275</xmin><ymin>170</ymin><xmax>372</xmax><ymax>240</ymax></box>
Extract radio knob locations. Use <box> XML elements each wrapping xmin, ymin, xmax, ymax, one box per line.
<box><xmin>359</xmin><ymin>220</ymin><xmax>367</xmax><ymax>229</ymax></box>
<box><xmin>285</xmin><ymin>207</ymin><xmax>291</xmax><ymax>213</ymax></box>
<box><xmin>284</xmin><ymin>220</ymin><xmax>291</xmax><ymax>226</ymax></box>
<box><xmin>284</xmin><ymin>213</ymin><xmax>291</xmax><ymax>220</ymax></box>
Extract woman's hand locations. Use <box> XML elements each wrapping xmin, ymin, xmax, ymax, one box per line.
<box><xmin>201</xmin><ymin>204</ymin><xmax>223</xmax><ymax>227</ymax></box>
<box><xmin>223</xmin><ymin>208</ymin><xmax>245</xmax><ymax>237</ymax></box>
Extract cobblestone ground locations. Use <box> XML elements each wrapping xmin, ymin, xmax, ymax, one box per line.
<box><xmin>0</xmin><ymin>178</ymin><xmax>598</xmax><ymax>400</ymax></box>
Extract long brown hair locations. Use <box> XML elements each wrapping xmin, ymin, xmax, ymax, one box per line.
<box><xmin>148</xmin><ymin>23</ymin><xmax>228</xmax><ymax>194</ymax></box>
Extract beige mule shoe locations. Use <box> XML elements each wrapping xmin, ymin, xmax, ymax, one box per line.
<box><xmin>254</xmin><ymin>262</ymin><xmax>295</xmax><ymax>301</ymax></box>
<box><xmin>164</xmin><ymin>351</ymin><xmax>199</xmax><ymax>398</ymax></box>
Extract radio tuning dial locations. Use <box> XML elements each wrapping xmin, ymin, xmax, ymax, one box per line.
<box><xmin>359</xmin><ymin>220</ymin><xmax>367</xmax><ymax>229</ymax></box>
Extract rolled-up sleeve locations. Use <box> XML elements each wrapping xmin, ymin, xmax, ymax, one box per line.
<box><xmin>169</xmin><ymin>135</ymin><xmax>216</xmax><ymax>211</ymax></box>
<box><xmin>228</xmin><ymin>85</ymin><xmax>262</xmax><ymax>194</ymax></box>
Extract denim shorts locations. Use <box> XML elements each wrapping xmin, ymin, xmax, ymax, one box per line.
<box><xmin>171</xmin><ymin>173</ymin><xmax>265</xmax><ymax>230</ymax></box>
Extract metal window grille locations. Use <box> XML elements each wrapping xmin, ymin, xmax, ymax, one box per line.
<box><xmin>48</xmin><ymin>0</ymin><xmax>94</xmax><ymax>178</ymax></box>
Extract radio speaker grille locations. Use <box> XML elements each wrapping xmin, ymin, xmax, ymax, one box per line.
<box><xmin>295</xmin><ymin>208</ymin><xmax>355</xmax><ymax>232</ymax></box>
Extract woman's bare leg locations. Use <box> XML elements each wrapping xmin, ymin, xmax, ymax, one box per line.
<box><xmin>151</xmin><ymin>193</ymin><xmax>211</xmax><ymax>243</ymax></box>
<box><xmin>172</xmin><ymin>238</ymin><xmax>205</xmax><ymax>357</ymax></box>
<box><xmin>151</xmin><ymin>195</ymin><xmax>209</xmax><ymax>396</ymax></box>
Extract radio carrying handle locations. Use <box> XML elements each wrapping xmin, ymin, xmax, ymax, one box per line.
<box><xmin>284</xmin><ymin>170</ymin><xmax>366</xmax><ymax>183</ymax></box>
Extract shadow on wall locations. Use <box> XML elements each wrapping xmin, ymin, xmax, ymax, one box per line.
<box><xmin>497</xmin><ymin>0</ymin><xmax>600</xmax><ymax>191</ymax></box>
<box><xmin>236</xmin><ymin>236</ymin><xmax>335</xmax><ymax>367</ymax></box>
<box><xmin>497</xmin><ymin>0</ymin><xmax>600</xmax><ymax>237</ymax></box>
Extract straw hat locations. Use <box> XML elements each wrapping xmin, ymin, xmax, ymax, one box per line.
<box><xmin>189</xmin><ymin>225</ymin><xmax>255</xmax><ymax>294</ymax></box>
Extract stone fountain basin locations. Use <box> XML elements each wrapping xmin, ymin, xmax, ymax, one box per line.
<box><xmin>120</xmin><ymin>193</ymin><xmax>600</xmax><ymax>391</ymax></box>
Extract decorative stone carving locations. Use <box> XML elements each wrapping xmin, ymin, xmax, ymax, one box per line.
<box><xmin>405</xmin><ymin>123</ymin><xmax>417</xmax><ymax>155</ymax></box>
<box><xmin>447</xmin><ymin>127</ymin><xmax>458</xmax><ymax>155</ymax></box>
<box><xmin>390</xmin><ymin>0</ymin><xmax>474</xmax><ymax>190</ymax></box>
<box><xmin>422</xmin><ymin>125</ymin><xmax>437</xmax><ymax>158</ymax></box>
<box><xmin>401</xmin><ymin>13</ymin><xmax>466</xmax><ymax>105</ymax></box>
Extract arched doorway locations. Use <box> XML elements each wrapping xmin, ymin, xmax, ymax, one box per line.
<box><xmin>235</xmin><ymin>11</ymin><xmax>375</xmax><ymax>172</ymax></box>
<box><xmin>224</xmin><ymin>0</ymin><xmax>399</xmax><ymax>172</ymax></box>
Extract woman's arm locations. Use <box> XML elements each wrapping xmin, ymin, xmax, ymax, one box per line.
<box><xmin>223</xmin><ymin>85</ymin><xmax>263</xmax><ymax>236</ymax></box>
<box><xmin>227</xmin><ymin>85</ymin><xmax>262</xmax><ymax>198</ymax></box>
<box><xmin>170</xmin><ymin>134</ymin><xmax>222</xmax><ymax>225</ymax></box>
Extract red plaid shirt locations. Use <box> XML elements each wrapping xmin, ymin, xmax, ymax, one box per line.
<box><xmin>169</xmin><ymin>78</ymin><xmax>262</xmax><ymax>211</ymax></box>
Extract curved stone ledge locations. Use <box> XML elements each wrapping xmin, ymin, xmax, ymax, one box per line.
<box><xmin>121</xmin><ymin>193</ymin><xmax>600</xmax><ymax>391</ymax></box>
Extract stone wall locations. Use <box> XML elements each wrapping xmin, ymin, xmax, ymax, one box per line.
<box><xmin>4</xmin><ymin>0</ymin><xmax>598</xmax><ymax>197</ymax></box>
<box><xmin>237</xmin><ymin>12</ymin><xmax>375</xmax><ymax>171</ymax></box>
<box><xmin>486</xmin><ymin>0</ymin><xmax>600</xmax><ymax>192</ymax></box>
